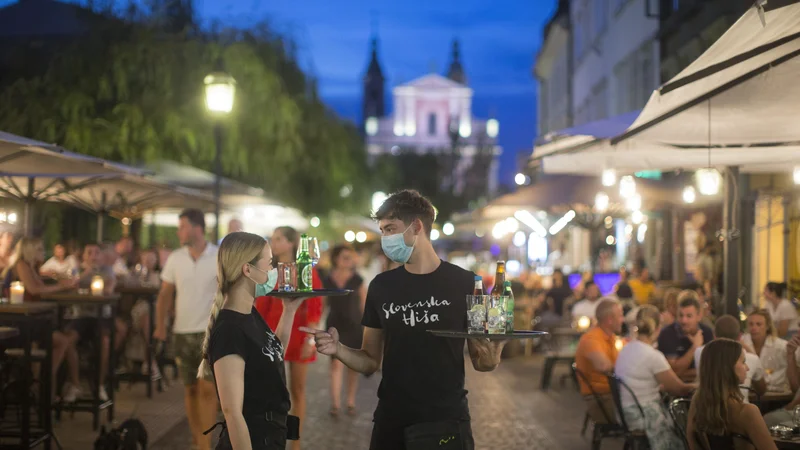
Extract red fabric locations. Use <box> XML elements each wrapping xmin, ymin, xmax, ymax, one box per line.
<box><xmin>254</xmin><ymin>267</ymin><xmax>323</xmax><ymax>362</ymax></box>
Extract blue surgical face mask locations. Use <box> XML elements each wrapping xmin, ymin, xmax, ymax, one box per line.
<box><xmin>381</xmin><ymin>224</ymin><xmax>417</xmax><ymax>264</ymax></box>
<box><xmin>249</xmin><ymin>265</ymin><xmax>278</xmax><ymax>297</ymax></box>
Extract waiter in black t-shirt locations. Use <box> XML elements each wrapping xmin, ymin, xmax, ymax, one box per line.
<box><xmin>301</xmin><ymin>190</ymin><xmax>506</xmax><ymax>450</ymax></box>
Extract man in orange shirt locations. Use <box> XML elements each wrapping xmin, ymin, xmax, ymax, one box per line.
<box><xmin>575</xmin><ymin>299</ymin><xmax>624</xmax><ymax>424</ymax></box>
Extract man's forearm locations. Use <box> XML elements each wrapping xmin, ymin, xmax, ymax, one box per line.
<box><xmin>155</xmin><ymin>293</ymin><xmax>172</xmax><ymax>334</ymax></box>
<box><xmin>671</xmin><ymin>349</ymin><xmax>696</xmax><ymax>376</ymax></box>
<box><xmin>336</xmin><ymin>344</ymin><xmax>380</xmax><ymax>375</ymax></box>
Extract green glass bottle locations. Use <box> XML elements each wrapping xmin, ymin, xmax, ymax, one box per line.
<box><xmin>503</xmin><ymin>281</ymin><xmax>515</xmax><ymax>334</ymax></box>
<box><xmin>296</xmin><ymin>234</ymin><xmax>313</xmax><ymax>292</ymax></box>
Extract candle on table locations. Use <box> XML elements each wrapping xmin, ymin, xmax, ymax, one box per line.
<box><xmin>10</xmin><ymin>281</ymin><xmax>24</xmax><ymax>304</ymax></box>
<box><xmin>91</xmin><ymin>276</ymin><xmax>104</xmax><ymax>296</ymax></box>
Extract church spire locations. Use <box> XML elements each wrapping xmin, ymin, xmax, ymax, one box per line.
<box><xmin>362</xmin><ymin>36</ymin><xmax>385</xmax><ymax>132</ymax></box>
<box><xmin>446</xmin><ymin>39</ymin><xmax>466</xmax><ymax>85</ymax></box>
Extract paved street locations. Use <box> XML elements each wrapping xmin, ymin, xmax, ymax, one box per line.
<box><xmin>151</xmin><ymin>354</ymin><xmax>623</xmax><ymax>450</ymax></box>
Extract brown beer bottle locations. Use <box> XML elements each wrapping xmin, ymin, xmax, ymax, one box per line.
<box><xmin>491</xmin><ymin>261</ymin><xmax>506</xmax><ymax>297</ymax></box>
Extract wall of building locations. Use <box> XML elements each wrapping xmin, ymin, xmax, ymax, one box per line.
<box><xmin>571</xmin><ymin>0</ymin><xmax>659</xmax><ymax>125</ymax></box>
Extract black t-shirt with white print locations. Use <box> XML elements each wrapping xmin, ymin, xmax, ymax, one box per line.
<box><xmin>362</xmin><ymin>261</ymin><xmax>474</xmax><ymax>425</ymax></box>
<box><xmin>209</xmin><ymin>307</ymin><xmax>290</xmax><ymax>416</ymax></box>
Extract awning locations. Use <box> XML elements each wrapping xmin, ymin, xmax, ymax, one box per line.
<box><xmin>0</xmin><ymin>131</ymin><xmax>149</xmax><ymax>234</ymax></box>
<box><xmin>612</xmin><ymin>0</ymin><xmax>800</xmax><ymax>147</ymax></box>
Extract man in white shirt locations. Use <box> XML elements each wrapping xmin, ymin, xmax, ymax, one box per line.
<box><xmin>571</xmin><ymin>281</ymin><xmax>602</xmax><ymax>321</ymax></box>
<box><xmin>765</xmin><ymin>334</ymin><xmax>800</xmax><ymax>426</ymax></box>
<box><xmin>153</xmin><ymin>209</ymin><xmax>219</xmax><ymax>450</ymax></box>
<box><xmin>695</xmin><ymin>315</ymin><xmax>766</xmax><ymax>403</ymax></box>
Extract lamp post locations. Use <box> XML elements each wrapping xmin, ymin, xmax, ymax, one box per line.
<box><xmin>204</xmin><ymin>70</ymin><xmax>236</xmax><ymax>242</ymax></box>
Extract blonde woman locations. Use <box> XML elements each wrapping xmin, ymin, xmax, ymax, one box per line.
<box><xmin>687</xmin><ymin>338</ymin><xmax>777</xmax><ymax>450</ymax></box>
<box><xmin>198</xmin><ymin>232</ymin><xmax>308</xmax><ymax>450</ymax></box>
<box><xmin>615</xmin><ymin>305</ymin><xmax>693</xmax><ymax>449</ymax></box>
<box><xmin>1</xmin><ymin>237</ymin><xmax>80</xmax><ymax>399</ymax></box>
<box><xmin>742</xmin><ymin>309</ymin><xmax>789</xmax><ymax>392</ymax></box>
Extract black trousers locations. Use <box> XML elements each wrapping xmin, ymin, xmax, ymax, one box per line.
<box><xmin>214</xmin><ymin>421</ymin><xmax>287</xmax><ymax>450</ymax></box>
<box><xmin>369</xmin><ymin>419</ymin><xmax>474</xmax><ymax>450</ymax></box>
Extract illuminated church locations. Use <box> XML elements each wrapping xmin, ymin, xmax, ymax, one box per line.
<box><xmin>361</xmin><ymin>38</ymin><xmax>501</xmax><ymax>196</ymax></box>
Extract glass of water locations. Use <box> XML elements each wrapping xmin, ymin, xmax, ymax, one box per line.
<box><xmin>466</xmin><ymin>295</ymin><xmax>488</xmax><ymax>334</ymax></box>
<box><xmin>487</xmin><ymin>295</ymin><xmax>506</xmax><ymax>334</ymax></box>
<box><xmin>277</xmin><ymin>262</ymin><xmax>296</xmax><ymax>292</ymax></box>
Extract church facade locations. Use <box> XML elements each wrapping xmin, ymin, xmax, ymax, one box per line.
<box><xmin>361</xmin><ymin>39</ymin><xmax>502</xmax><ymax>197</ymax></box>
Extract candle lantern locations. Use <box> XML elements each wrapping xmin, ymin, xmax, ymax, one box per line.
<box><xmin>10</xmin><ymin>281</ymin><xmax>24</xmax><ymax>304</ymax></box>
<box><xmin>91</xmin><ymin>276</ymin><xmax>105</xmax><ymax>296</ymax></box>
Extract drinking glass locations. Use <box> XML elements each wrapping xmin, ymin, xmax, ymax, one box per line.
<box><xmin>278</xmin><ymin>262</ymin><xmax>296</xmax><ymax>292</ymax></box>
<box><xmin>466</xmin><ymin>295</ymin><xmax>488</xmax><ymax>334</ymax></box>
<box><xmin>308</xmin><ymin>236</ymin><xmax>320</xmax><ymax>266</ymax></box>
<box><xmin>487</xmin><ymin>295</ymin><xmax>506</xmax><ymax>334</ymax></box>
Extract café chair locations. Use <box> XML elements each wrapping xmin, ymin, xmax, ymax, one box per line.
<box><xmin>667</xmin><ymin>398</ymin><xmax>691</xmax><ymax>449</ymax></box>
<box><xmin>607</xmin><ymin>373</ymin><xmax>651</xmax><ymax>450</ymax></box>
<box><xmin>572</xmin><ymin>363</ymin><xmax>623</xmax><ymax>450</ymax></box>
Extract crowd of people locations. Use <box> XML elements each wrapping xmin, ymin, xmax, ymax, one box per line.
<box><xmin>0</xmin><ymin>189</ymin><xmax>509</xmax><ymax>450</ymax></box>
<box><xmin>555</xmin><ymin>255</ymin><xmax>798</xmax><ymax>449</ymax></box>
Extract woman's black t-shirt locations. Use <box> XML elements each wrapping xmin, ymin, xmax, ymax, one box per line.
<box><xmin>208</xmin><ymin>307</ymin><xmax>290</xmax><ymax>416</ymax></box>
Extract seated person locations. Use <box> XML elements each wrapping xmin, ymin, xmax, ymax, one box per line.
<box><xmin>687</xmin><ymin>339</ymin><xmax>777</xmax><ymax>450</ymax></box>
<box><xmin>39</xmin><ymin>243</ymin><xmax>79</xmax><ymax>279</ymax></box>
<box><xmin>765</xmin><ymin>333</ymin><xmax>800</xmax><ymax>426</ymax></box>
<box><xmin>112</xmin><ymin>237</ymin><xmax>134</xmax><ymax>282</ymax></box>
<box><xmin>763</xmin><ymin>282</ymin><xmax>798</xmax><ymax>339</ymax></box>
<box><xmin>571</xmin><ymin>281</ymin><xmax>602</xmax><ymax>321</ymax></box>
<box><xmin>123</xmin><ymin>249</ymin><xmax>162</xmax><ymax>377</ymax></box>
<box><xmin>574</xmin><ymin>299</ymin><xmax>625</xmax><ymax>424</ymax></box>
<box><xmin>615</xmin><ymin>304</ymin><xmax>693</xmax><ymax>449</ymax></box>
<box><xmin>628</xmin><ymin>259</ymin><xmax>656</xmax><ymax>305</ymax></box>
<box><xmin>657</xmin><ymin>291</ymin><xmax>714</xmax><ymax>382</ymax></box>
<box><xmin>742</xmin><ymin>309</ymin><xmax>790</xmax><ymax>392</ymax></box>
<box><xmin>1</xmin><ymin>237</ymin><xmax>81</xmax><ymax>400</ymax></box>
<box><xmin>65</xmin><ymin>242</ymin><xmax>120</xmax><ymax>402</ymax></box>
<box><xmin>696</xmin><ymin>315</ymin><xmax>766</xmax><ymax>403</ymax></box>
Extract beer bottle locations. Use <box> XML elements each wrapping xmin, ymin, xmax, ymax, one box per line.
<box><xmin>491</xmin><ymin>261</ymin><xmax>506</xmax><ymax>297</ymax></box>
<box><xmin>473</xmin><ymin>275</ymin><xmax>484</xmax><ymax>296</ymax></box>
<box><xmin>503</xmin><ymin>281</ymin><xmax>515</xmax><ymax>334</ymax></box>
<box><xmin>296</xmin><ymin>234</ymin><xmax>313</xmax><ymax>292</ymax></box>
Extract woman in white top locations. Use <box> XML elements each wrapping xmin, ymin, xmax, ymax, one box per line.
<box><xmin>614</xmin><ymin>305</ymin><xmax>694</xmax><ymax>450</ymax></box>
<box><xmin>742</xmin><ymin>309</ymin><xmax>790</xmax><ymax>392</ymax></box>
<box><xmin>764</xmin><ymin>282</ymin><xmax>797</xmax><ymax>339</ymax></box>
<box><xmin>39</xmin><ymin>243</ymin><xmax>79</xmax><ymax>279</ymax></box>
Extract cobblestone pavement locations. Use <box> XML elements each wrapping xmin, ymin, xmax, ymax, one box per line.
<box><xmin>151</xmin><ymin>355</ymin><xmax>623</xmax><ymax>450</ymax></box>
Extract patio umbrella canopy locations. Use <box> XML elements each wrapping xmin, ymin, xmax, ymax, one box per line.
<box><xmin>613</xmin><ymin>0</ymin><xmax>800</xmax><ymax>147</ymax></box>
<box><xmin>0</xmin><ymin>131</ymin><xmax>149</xmax><ymax>234</ymax></box>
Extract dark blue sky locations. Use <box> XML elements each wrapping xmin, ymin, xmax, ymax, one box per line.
<box><xmin>197</xmin><ymin>0</ymin><xmax>557</xmax><ymax>188</ymax></box>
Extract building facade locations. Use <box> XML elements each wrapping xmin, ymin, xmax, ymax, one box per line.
<box><xmin>362</xmin><ymin>40</ymin><xmax>501</xmax><ymax>196</ymax></box>
<box><xmin>534</xmin><ymin>0</ymin><xmax>572</xmax><ymax>138</ymax></box>
<box><xmin>571</xmin><ymin>0</ymin><xmax>660</xmax><ymax>125</ymax></box>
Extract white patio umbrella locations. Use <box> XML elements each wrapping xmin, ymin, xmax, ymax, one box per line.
<box><xmin>611</xmin><ymin>0</ymin><xmax>800</xmax><ymax>148</ymax></box>
<box><xmin>0</xmin><ymin>131</ymin><xmax>149</xmax><ymax>235</ymax></box>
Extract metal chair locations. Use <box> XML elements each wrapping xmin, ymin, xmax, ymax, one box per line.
<box><xmin>607</xmin><ymin>373</ymin><xmax>651</xmax><ymax>450</ymax></box>
<box><xmin>667</xmin><ymin>398</ymin><xmax>691</xmax><ymax>449</ymax></box>
<box><xmin>572</xmin><ymin>363</ymin><xmax>623</xmax><ymax>450</ymax></box>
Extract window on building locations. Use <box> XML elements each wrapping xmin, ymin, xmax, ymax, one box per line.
<box><xmin>593</xmin><ymin>0</ymin><xmax>608</xmax><ymax>38</ymax></box>
<box><xmin>638</xmin><ymin>43</ymin><xmax>654</xmax><ymax>108</ymax></box>
<box><xmin>428</xmin><ymin>113</ymin><xmax>437</xmax><ymax>136</ymax></box>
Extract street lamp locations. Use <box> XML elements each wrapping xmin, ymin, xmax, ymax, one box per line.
<box><xmin>204</xmin><ymin>70</ymin><xmax>236</xmax><ymax>242</ymax></box>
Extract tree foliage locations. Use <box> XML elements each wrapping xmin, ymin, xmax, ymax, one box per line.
<box><xmin>0</xmin><ymin>5</ymin><xmax>368</xmax><ymax>215</ymax></box>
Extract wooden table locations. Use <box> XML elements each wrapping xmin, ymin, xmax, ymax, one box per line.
<box><xmin>41</xmin><ymin>292</ymin><xmax>119</xmax><ymax>430</ymax></box>
<box><xmin>0</xmin><ymin>325</ymin><xmax>20</xmax><ymax>340</ymax></box>
<box><xmin>115</xmin><ymin>285</ymin><xmax>160</xmax><ymax>397</ymax></box>
<box><xmin>0</xmin><ymin>302</ymin><xmax>58</xmax><ymax>449</ymax></box>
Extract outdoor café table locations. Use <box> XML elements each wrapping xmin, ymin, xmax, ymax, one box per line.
<box><xmin>776</xmin><ymin>436</ymin><xmax>800</xmax><ymax>449</ymax></box>
<box><xmin>115</xmin><ymin>285</ymin><xmax>160</xmax><ymax>397</ymax></box>
<box><xmin>540</xmin><ymin>327</ymin><xmax>585</xmax><ymax>390</ymax></box>
<box><xmin>0</xmin><ymin>302</ymin><xmax>58</xmax><ymax>449</ymax></box>
<box><xmin>754</xmin><ymin>391</ymin><xmax>796</xmax><ymax>414</ymax></box>
<box><xmin>40</xmin><ymin>292</ymin><xmax>119</xmax><ymax>430</ymax></box>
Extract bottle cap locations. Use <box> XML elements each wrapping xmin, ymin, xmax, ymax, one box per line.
<box><xmin>475</xmin><ymin>275</ymin><xmax>482</xmax><ymax>281</ymax></box>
